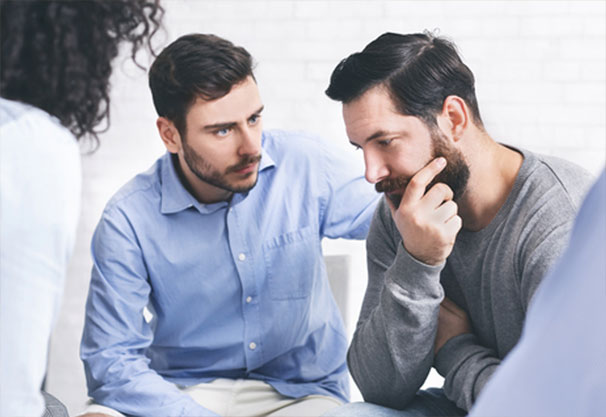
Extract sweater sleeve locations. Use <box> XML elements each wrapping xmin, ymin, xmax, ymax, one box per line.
<box><xmin>347</xmin><ymin>198</ymin><xmax>445</xmax><ymax>409</ymax></box>
<box><xmin>434</xmin><ymin>202</ymin><xmax>578</xmax><ymax>411</ymax></box>
<box><xmin>434</xmin><ymin>334</ymin><xmax>500</xmax><ymax>411</ymax></box>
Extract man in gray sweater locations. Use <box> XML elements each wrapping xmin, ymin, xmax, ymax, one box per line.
<box><xmin>324</xmin><ymin>32</ymin><xmax>592</xmax><ymax>416</ymax></box>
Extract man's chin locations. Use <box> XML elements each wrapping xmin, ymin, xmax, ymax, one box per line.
<box><xmin>385</xmin><ymin>192</ymin><xmax>403</xmax><ymax>208</ymax></box>
<box><xmin>231</xmin><ymin>176</ymin><xmax>259</xmax><ymax>194</ymax></box>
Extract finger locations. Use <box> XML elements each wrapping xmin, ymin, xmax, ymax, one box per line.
<box><xmin>444</xmin><ymin>214</ymin><xmax>463</xmax><ymax>241</ymax></box>
<box><xmin>422</xmin><ymin>182</ymin><xmax>454</xmax><ymax>210</ymax></box>
<box><xmin>433</xmin><ymin>200</ymin><xmax>458</xmax><ymax>223</ymax></box>
<box><xmin>401</xmin><ymin>157</ymin><xmax>447</xmax><ymax>204</ymax></box>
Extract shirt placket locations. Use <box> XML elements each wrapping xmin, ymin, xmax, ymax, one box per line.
<box><xmin>226</xmin><ymin>205</ymin><xmax>264</xmax><ymax>371</ymax></box>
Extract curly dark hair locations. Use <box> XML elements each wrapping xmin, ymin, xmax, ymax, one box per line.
<box><xmin>0</xmin><ymin>0</ymin><xmax>164</xmax><ymax>145</ymax></box>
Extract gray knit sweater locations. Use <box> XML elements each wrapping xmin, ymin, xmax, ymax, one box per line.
<box><xmin>348</xmin><ymin>148</ymin><xmax>592</xmax><ymax>411</ymax></box>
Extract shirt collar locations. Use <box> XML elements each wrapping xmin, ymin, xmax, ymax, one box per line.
<box><xmin>160</xmin><ymin>133</ymin><xmax>276</xmax><ymax>215</ymax></box>
<box><xmin>160</xmin><ymin>152</ymin><xmax>202</xmax><ymax>214</ymax></box>
<box><xmin>258</xmin><ymin>132</ymin><xmax>276</xmax><ymax>173</ymax></box>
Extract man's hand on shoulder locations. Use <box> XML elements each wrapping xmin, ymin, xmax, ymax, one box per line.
<box><xmin>435</xmin><ymin>297</ymin><xmax>471</xmax><ymax>354</ymax></box>
<box><xmin>387</xmin><ymin>158</ymin><xmax>462</xmax><ymax>266</ymax></box>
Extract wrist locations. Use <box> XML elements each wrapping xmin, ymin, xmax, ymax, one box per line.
<box><xmin>402</xmin><ymin>241</ymin><xmax>445</xmax><ymax>266</ymax></box>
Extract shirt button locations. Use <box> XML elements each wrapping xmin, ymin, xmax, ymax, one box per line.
<box><xmin>238</xmin><ymin>253</ymin><xmax>246</xmax><ymax>261</ymax></box>
<box><xmin>249</xmin><ymin>342</ymin><xmax>257</xmax><ymax>350</ymax></box>
<box><xmin>246</xmin><ymin>296</ymin><xmax>252</xmax><ymax>303</ymax></box>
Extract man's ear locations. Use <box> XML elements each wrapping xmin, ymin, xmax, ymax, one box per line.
<box><xmin>156</xmin><ymin>117</ymin><xmax>182</xmax><ymax>153</ymax></box>
<box><xmin>437</xmin><ymin>95</ymin><xmax>469</xmax><ymax>143</ymax></box>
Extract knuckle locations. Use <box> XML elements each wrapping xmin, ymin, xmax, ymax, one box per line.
<box><xmin>453</xmin><ymin>215</ymin><xmax>463</xmax><ymax>229</ymax></box>
<box><xmin>441</xmin><ymin>183</ymin><xmax>454</xmax><ymax>196</ymax></box>
<box><xmin>438</xmin><ymin>229</ymin><xmax>452</xmax><ymax>243</ymax></box>
<box><xmin>409</xmin><ymin>213</ymin><xmax>424</xmax><ymax>228</ymax></box>
<box><xmin>437</xmin><ymin>183</ymin><xmax>449</xmax><ymax>193</ymax></box>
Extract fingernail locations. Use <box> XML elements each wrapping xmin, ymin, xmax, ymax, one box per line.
<box><xmin>437</xmin><ymin>157</ymin><xmax>446</xmax><ymax>167</ymax></box>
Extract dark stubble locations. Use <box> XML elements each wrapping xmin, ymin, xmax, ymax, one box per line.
<box><xmin>182</xmin><ymin>137</ymin><xmax>262</xmax><ymax>194</ymax></box>
<box><xmin>376</xmin><ymin>129</ymin><xmax>470</xmax><ymax>207</ymax></box>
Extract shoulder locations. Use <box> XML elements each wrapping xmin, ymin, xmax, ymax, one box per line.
<box><xmin>0</xmin><ymin>98</ymin><xmax>80</xmax><ymax>198</ymax></box>
<box><xmin>261</xmin><ymin>129</ymin><xmax>359</xmax><ymax>165</ymax></box>
<box><xmin>0</xmin><ymin>98</ymin><xmax>81</xmax><ymax>254</ymax></box>
<box><xmin>0</xmin><ymin>97</ymin><xmax>77</xmax><ymax>153</ymax></box>
<box><xmin>521</xmin><ymin>150</ymin><xmax>593</xmax><ymax>210</ymax></box>
<box><xmin>507</xmin><ymin>150</ymin><xmax>592</xmax><ymax>269</ymax></box>
<box><xmin>103</xmin><ymin>157</ymin><xmax>163</xmax><ymax>216</ymax></box>
<box><xmin>262</xmin><ymin>129</ymin><xmax>337</xmax><ymax>161</ymax></box>
<box><xmin>262</xmin><ymin>129</ymin><xmax>363</xmax><ymax>178</ymax></box>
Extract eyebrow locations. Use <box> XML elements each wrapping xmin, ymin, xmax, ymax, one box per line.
<box><xmin>203</xmin><ymin>105</ymin><xmax>265</xmax><ymax>131</ymax></box>
<box><xmin>349</xmin><ymin>129</ymin><xmax>391</xmax><ymax>147</ymax></box>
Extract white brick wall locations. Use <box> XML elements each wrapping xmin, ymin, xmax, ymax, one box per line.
<box><xmin>48</xmin><ymin>1</ymin><xmax>606</xmax><ymax>413</ymax></box>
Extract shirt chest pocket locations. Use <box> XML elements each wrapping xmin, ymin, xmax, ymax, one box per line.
<box><xmin>263</xmin><ymin>226</ymin><xmax>318</xmax><ymax>300</ymax></box>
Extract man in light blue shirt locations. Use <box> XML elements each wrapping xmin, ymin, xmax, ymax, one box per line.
<box><xmin>79</xmin><ymin>34</ymin><xmax>378</xmax><ymax>417</ymax></box>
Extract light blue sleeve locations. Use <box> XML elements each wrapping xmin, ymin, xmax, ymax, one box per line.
<box><xmin>318</xmin><ymin>140</ymin><xmax>380</xmax><ymax>240</ymax></box>
<box><xmin>80</xmin><ymin>206</ymin><xmax>216</xmax><ymax>417</ymax></box>
<box><xmin>469</xmin><ymin>169</ymin><xmax>606</xmax><ymax>417</ymax></box>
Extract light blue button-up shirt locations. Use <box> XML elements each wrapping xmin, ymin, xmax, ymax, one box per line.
<box><xmin>81</xmin><ymin>130</ymin><xmax>379</xmax><ymax>416</ymax></box>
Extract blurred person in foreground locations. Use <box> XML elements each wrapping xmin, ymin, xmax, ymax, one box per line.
<box><xmin>323</xmin><ymin>31</ymin><xmax>592</xmax><ymax>416</ymax></box>
<box><xmin>0</xmin><ymin>1</ymin><xmax>163</xmax><ymax>416</ymax></box>
<box><xmin>78</xmin><ymin>33</ymin><xmax>379</xmax><ymax>417</ymax></box>
<box><xmin>469</xmin><ymin>167</ymin><xmax>606</xmax><ymax>416</ymax></box>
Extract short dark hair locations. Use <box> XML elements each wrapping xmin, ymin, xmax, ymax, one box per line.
<box><xmin>0</xmin><ymin>0</ymin><xmax>163</xmax><ymax>145</ymax></box>
<box><xmin>148</xmin><ymin>33</ymin><xmax>254</xmax><ymax>136</ymax></box>
<box><xmin>326</xmin><ymin>31</ymin><xmax>483</xmax><ymax>128</ymax></box>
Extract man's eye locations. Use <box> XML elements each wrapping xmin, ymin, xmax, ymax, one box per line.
<box><xmin>377</xmin><ymin>139</ymin><xmax>393</xmax><ymax>147</ymax></box>
<box><xmin>216</xmin><ymin>128</ymin><xmax>230</xmax><ymax>137</ymax></box>
<box><xmin>249</xmin><ymin>114</ymin><xmax>260</xmax><ymax>125</ymax></box>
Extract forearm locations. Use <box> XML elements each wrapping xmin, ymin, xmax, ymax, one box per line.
<box><xmin>434</xmin><ymin>333</ymin><xmax>500</xmax><ymax>411</ymax></box>
<box><xmin>349</xmin><ymin>244</ymin><xmax>444</xmax><ymax>409</ymax></box>
<box><xmin>83</xmin><ymin>354</ymin><xmax>214</xmax><ymax>416</ymax></box>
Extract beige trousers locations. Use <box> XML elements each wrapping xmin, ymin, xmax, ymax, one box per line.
<box><xmin>79</xmin><ymin>378</ymin><xmax>343</xmax><ymax>417</ymax></box>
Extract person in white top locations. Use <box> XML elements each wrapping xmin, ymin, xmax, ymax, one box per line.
<box><xmin>0</xmin><ymin>1</ymin><xmax>163</xmax><ymax>416</ymax></box>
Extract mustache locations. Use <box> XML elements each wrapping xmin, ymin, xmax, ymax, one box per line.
<box><xmin>225</xmin><ymin>154</ymin><xmax>262</xmax><ymax>174</ymax></box>
<box><xmin>376</xmin><ymin>176</ymin><xmax>409</xmax><ymax>208</ymax></box>
<box><xmin>375</xmin><ymin>176</ymin><xmax>409</xmax><ymax>193</ymax></box>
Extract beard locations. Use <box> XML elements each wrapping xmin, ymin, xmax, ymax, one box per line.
<box><xmin>376</xmin><ymin>129</ymin><xmax>470</xmax><ymax>207</ymax></box>
<box><xmin>182</xmin><ymin>138</ymin><xmax>262</xmax><ymax>194</ymax></box>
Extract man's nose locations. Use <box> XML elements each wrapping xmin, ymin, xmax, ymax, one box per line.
<box><xmin>364</xmin><ymin>151</ymin><xmax>389</xmax><ymax>184</ymax></box>
<box><xmin>238</xmin><ymin>127</ymin><xmax>261</xmax><ymax>156</ymax></box>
